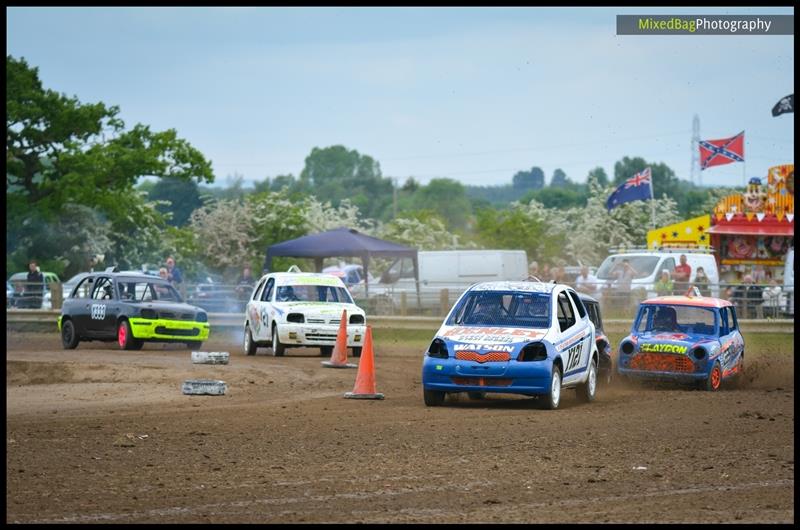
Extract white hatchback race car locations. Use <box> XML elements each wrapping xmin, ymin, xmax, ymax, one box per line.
<box><xmin>243</xmin><ymin>271</ymin><xmax>367</xmax><ymax>357</ymax></box>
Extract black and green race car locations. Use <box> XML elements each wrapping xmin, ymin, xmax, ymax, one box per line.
<box><xmin>58</xmin><ymin>268</ymin><xmax>210</xmax><ymax>350</ymax></box>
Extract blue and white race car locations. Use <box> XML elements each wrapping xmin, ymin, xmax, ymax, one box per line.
<box><xmin>617</xmin><ymin>295</ymin><xmax>745</xmax><ymax>391</ymax></box>
<box><xmin>421</xmin><ymin>281</ymin><xmax>599</xmax><ymax>409</ymax></box>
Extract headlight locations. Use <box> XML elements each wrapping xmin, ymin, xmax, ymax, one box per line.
<box><xmin>427</xmin><ymin>338</ymin><xmax>449</xmax><ymax>359</ymax></box>
<box><xmin>287</xmin><ymin>313</ymin><xmax>304</xmax><ymax>323</ymax></box>
<box><xmin>140</xmin><ymin>309</ymin><xmax>157</xmax><ymax>319</ymax></box>
<box><xmin>349</xmin><ymin>314</ymin><xmax>365</xmax><ymax>324</ymax></box>
<box><xmin>518</xmin><ymin>342</ymin><xmax>547</xmax><ymax>362</ymax></box>
<box><xmin>196</xmin><ymin>312</ymin><xmax>208</xmax><ymax>323</ymax></box>
<box><xmin>621</xmin><ymin>341</ymin><xmax>634</xmax><ymax>355</ymax></box>
<box><xmin>691</xmin><ymin>347</ymin><xmax>706</xmax><ymax>360</ymax></box>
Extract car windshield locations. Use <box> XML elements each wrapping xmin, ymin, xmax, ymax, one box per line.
<box><xmin>116</xmin><ymin>280</ymin><xmax>183</xmax><ymax>303</ymax></box>
<box><xmin>596</xmin><ymin>255</ymin><xmax>660</xmax><ymax>280</ymax></box>
<box><xmin>275</xmin><ymin>284</ymin><xmax>353</xmax><ymax>303</ymax></box>
<box><xmin>448</xmin><ymin>291</ymin><xmax>551</xmax><ymax>328</ymax></box>
<box><xmin>636</xmin><ymin>304</ymin><xmax>718</xmax><ymax>336</ymax></box>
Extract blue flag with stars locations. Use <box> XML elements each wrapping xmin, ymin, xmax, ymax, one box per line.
<box><xmin>607</xmin><ymin>167</ymin><xmax>653</xmax><ymax>211</ymax></box>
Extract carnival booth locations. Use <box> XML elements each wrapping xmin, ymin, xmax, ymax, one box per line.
<box><xmin>707</xmin><ymin>164</ymin><xmax>794</xmax><ymax>283</ymax></box>
<box><xmin>647</xmin><ymin>164</ymin><xmax>794</xmax><ymax>284</ymax></box>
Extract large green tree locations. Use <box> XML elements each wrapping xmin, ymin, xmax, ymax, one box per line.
<box><xmin>6</xmin><ymin>55</ymin><xmax>214</xmax><ymax>276</ymax></box>
<box><xmin>298</xmin><ymin>145</ymin><xmax>393</xmax><ymax>219</ymax></box>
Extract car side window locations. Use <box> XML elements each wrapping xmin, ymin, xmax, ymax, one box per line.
<box><xmin>261</xmin><ymin>278</ymin><xmax>275</xmax><ymax>302</ymax></box>
<box><xmin>253</xmin><ymin>278</ymin><xmax>267</xmax><ymax>301</ymax></box>
<box><xmin>91</xmin><ymin>277</ymin><xmax>114</xmax><ymax>300</ymax></box>
<box><xmin>719</xmin><ymin>307</ymin><xmax>730</xmax><ymax>336</ymax></box>
<box><xmin>73</xmin><ymin>277</ymin><xmax>94</xmax><ymax>299</ymax></box>
<box><xmin>556</xmin><ymin>291</ymin><xmax>576</xmax><ymax>332</ymax></box>
<box><xmin>729</xmin><ymin>306</ymin><xmax>739</xmax><ymax>331</ymax></box>
<box><xmin>566</xmin><ymin>290</ymin><xmax>587</xmax><ymax>319</ymax></box>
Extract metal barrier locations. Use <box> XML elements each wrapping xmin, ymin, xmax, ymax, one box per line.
<box><xmin>355</xmin><ymin>279</ymin><xmax>795</xmax><ymax>320</ymax></box>
<box><xmin>5</xmin><ymin>309</ymin><xmax>793</xmax><ymax>334</ymax></box>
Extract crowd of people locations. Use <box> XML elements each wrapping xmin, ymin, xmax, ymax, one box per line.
<box><xmin>527</xmin><ymin>255</ymin><xmax>789</xmax><ymax>319</ymax></box>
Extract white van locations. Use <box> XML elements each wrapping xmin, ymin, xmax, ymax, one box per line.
<box><xmin>594</xmin><ymin>250</ymin><xmax>720</xmax><ymax>298</ymax></box>
<box><xmin>368</xmin><ymin>250</ymin><xmax>529</xmax><ymax>310</ymax></box>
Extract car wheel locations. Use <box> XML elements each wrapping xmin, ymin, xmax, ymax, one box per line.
<box><xmin>320</xmin><ymin>346</ymin><xmax>333</xmax><ymax>357</ymax></box>
<box><xmin>577</xmin><ymin>356</ymin><xmax>598</xmax><ymax>403</ymax></box>
<box><xmin>272</xmin><ymin>325</ymin><xmax>285</xmax><ymax>357</ymax></box>
<box><xmin>540</xmin><ymin>365</ymin><xmax>562</xmax><ymax>410</ymax></box>
<box><xmin>423</xmin><ymin>389</ymin><xmax>446</xmax><ymax>406</ymax></box>
<box><xmin>352</xmin><ymin>347</ymin><xmax>362</xmax><ymax>358</ymax></box>
<box><xmin>186</xmin><ymin>341</ymin><xmax>203</xmax><ymax>350</ymax></box>
<box><xmin>704</xmin><ymin>361</ymin><xmax>722</xmax><ymax>392</ymax></box>
<box><xmin>244</xmin><ymin>324</ymin><xmax>257</xmax><ymax>356</ymax></box>
<box><xmin>117</xmin><ymin>320</ymin><xmax>143</xmax><ymax>351</ymax></box>
<box><xmin>467</xmin><ymin>391</ymin><xmax>486</xmax><ymax>400</ymax></box>
<box><xmin>61</xmin><ymin>319</ymin><xmax>79</xmax><ymax>350</ymax></box>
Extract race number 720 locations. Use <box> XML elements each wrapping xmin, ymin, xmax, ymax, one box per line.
<box><xmin>565</xmin><ymin>343</ymin><xmax>581</xmax><ymax>371</ymax></box>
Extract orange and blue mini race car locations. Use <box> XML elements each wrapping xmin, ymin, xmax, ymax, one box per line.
<box><xmin>617</xmin><ymin>294</ymin><xmax>744</xmax><ymax>391</ymax></box>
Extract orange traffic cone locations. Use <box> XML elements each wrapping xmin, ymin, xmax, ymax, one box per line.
<box><xmin>322</xmin><ymin>309</ymin><xmax>356</xmax><ymax>368</ymax></box>
<box><xmin>344</xmin><ymin>326</ymin><xmax>384</xmax><ymax>400</ymax></box>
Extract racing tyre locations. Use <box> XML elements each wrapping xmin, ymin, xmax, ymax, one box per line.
<box><xmin>423</xmin><ymin>389</ymin><xmax>446</xmax><ymax>407</ymax></box>
<box><xmin>117</xmin><ymin>320</ymin><xmax>143</xmax><ymax>351</ymax></box>
<box><xmin>704</xmin><ymin>361</ymin><xmax>722</xmax><ymax>392</ymax></box>
<box><xmin>61</xmin><ymin>319</ymin><xmax>79</xmax><ymax>350</ymax></box>
<box><xmin>244</xmin><ymin>324</ymin><xmax>257</xmax><ymax>356</ymax></box>
<box><xmin>540</xmin><ymin>366</ymin><xmax>562</xmax><ymax>410</ymax></box>
<box><xmin>577</xmin><ymin>356</ymin><xmax>598</xmax><ymax>403</ymax></box>
<box><xmin>271</xmin><ymin>325</ymin><xmax>285</xmax><ymax>357</ymax></box>
<box><xmin>186</xmin><ymin>341</ymin><xmax>203</xmax><ymax>350</ymax></box>
<box><xmin>467</xmin><ymin>391</ymin><xmax>486</xmax><ymax>400</ymax></box>
<box><xmin>320</xmin><ymin>346</ymin><xmax>333</xmax><ymax>357</ymax></box>
<box><xmin>352</xmin><ymin>347</ymin><xmax>362</xmax><ymax>358</ymax></box>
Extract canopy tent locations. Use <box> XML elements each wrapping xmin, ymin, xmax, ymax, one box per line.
<box><xmin>263</xmin><ymin>227</ymin><xmax>419</xmax><ymax>301</ymax></box>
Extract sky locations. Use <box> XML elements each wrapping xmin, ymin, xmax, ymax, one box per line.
<box><xmin>6</xmin><ymin>6</ymin><xmax>795</xmax><ymax>190</ymax></box>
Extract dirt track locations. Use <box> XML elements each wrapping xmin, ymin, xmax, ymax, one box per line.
<box><xmin>5</xmin><ymin>329</ymin><xmax>795</xmax><ymax>523</ymax></box>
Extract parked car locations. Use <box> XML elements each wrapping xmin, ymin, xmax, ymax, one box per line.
<box><xmin>595</xmin><ymin>249</ymin><xmax>720</xmax><ymax>298</ymax></box>
<box><xmin>617</xmin><ymin>294</ymin><xmax>744</xmax><ymax>391</ymax></box>
<box><xmin>6</xmin><ymin>281</ymin><xmax>14</xmax><ymax>308</ymax></box>
<box><xmin>186</xmin><ymin>277</ymin><xmax>243</xmax><ymax>314</ymax></box>
<box><xmin>578</xmin><ymin>292</ymin><xmax>613</xmax><ymax>385</ymax></box>
<box><xmin>243</xmin><ymin>270</ymin><xmax>367</xmax><ymax>357</ymax></box>
<box><xmin>58</xmin><ymin>268</ymin><xmax>210</xmax><ymax>350</ymax></box>
<box><xmin>421</xmin><ymin>280</ymin><xmax>599</xmax><ymax>409</ymax></box>
<box><xmin>8</xmin><ymin>271</ymin><xmax>61</xmax><ymax>309</ymax></box>
<box><xmin>62</xmin><ymin>272</ymin><xmax>91</xmax><ymax>300</ymax></box>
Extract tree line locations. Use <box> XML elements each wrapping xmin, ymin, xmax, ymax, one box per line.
<box><xmin>7</xmin><ymin>55</ymin><xmax>736</xmax><ymax>281</ymax></box>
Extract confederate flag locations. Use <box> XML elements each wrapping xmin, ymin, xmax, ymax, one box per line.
<box><xmin>699</xmin><ymin>131</ymin><xmax>744</xmax><ymax>171</ymax></box>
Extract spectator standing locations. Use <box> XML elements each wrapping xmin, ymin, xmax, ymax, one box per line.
<box><xmin>693</xmin><ymin>266</ymin><xmax>711</xmax><ymax>297</ymax></box>
<box><xmin>165</xmin><ymin>256</ymin><xmax>183</xmax><ymax>286</ymax></box>
<box><xmin>612</xmin><ymin>259</ymin><xmax>636</xmax><ymax>310</ymax></box>
<box><xmin>528</xmin><ymin>261</ymin><xmax>539</xmax><ymax>279</ymax></box>
<box><xmin>761</xmin><ymin>279</ymin><xmax>785</xmax><ymax>318</ymax></box>
<box><xmin>672</xmin><ymin>254</ymin><xmax>692</xmax><ymax>294</ymax></box>
<box><xmin>654</xmin><ymin>270</ymin><xmax>674</xmax><ymax>297</ymax></box>
<box><xmin>551</xmin><ymin>265</ymin><xmax>565</xmax><ymax>284</ymax></box>
<box><xmin>734</xmin><ymin>275</ymin><xmax>763</xmax><ymax>319</ymax></box>
<box><xmin>165</xmin><ymin>256</ymin><xmax>184</xmax><ymax>298</ymax></box>
<box><xmin>24</xmin><ymin>260</ymin><xmax>45</xmax><ymax>309</ymax></box>
<box><xmin>575</xmin><ymin>266</ymin><xmax>598</xmax><ymax>294</ymax></box>
<box><xmin>236</xmin><ymin>266</ymin><xmax>255</xmax><ymax>301</ymax></box>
